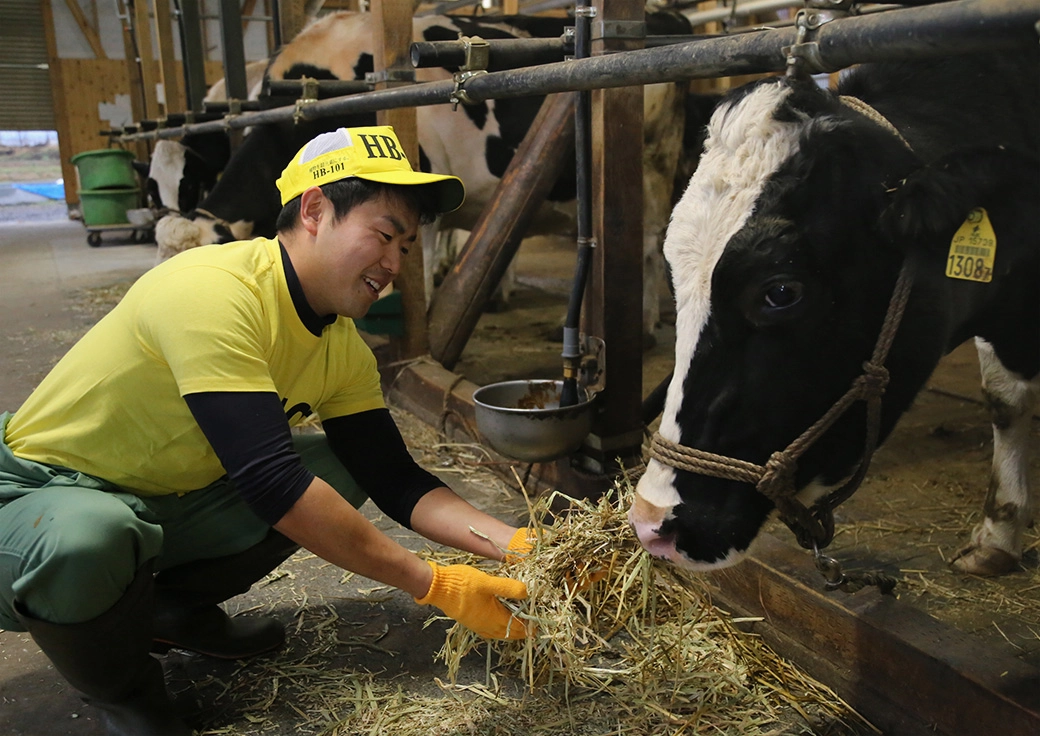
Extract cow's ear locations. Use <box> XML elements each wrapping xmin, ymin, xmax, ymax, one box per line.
<box><xmin>880</xmin><ymin>147</ymin><xmax>1039</xmax><ymax>252</ymax></box>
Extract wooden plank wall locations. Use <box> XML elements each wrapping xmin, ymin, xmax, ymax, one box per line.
<box><xmin>52</xmin><ymin>58</ymin><xmax>223</xmax><ymax>205</ymax></box>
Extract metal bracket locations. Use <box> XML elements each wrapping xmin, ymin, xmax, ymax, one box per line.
<box><xmin>592</xmin><ymin>20</ymin><xmax>646</xmax><ymax>42</ymax></box>
<box><xmin>222</xmin><ymin>99</ymin><xmax>242</xmax><ymax>131</ymax></box>
<box><xmin>783</xmin><ymin>8</ymin><xmax>841</xmax><ymax>77</ymax></box>
<box><xmin>292</xmin><ymin>76</ymin><xmax>320</xmax><ymax>125</ymax></box>
<box><xmin>574</xmin><ymin>5</ymin><xmax>597</xmax><ymax>18</ymax></box>
<box><xmin>364</xmin><ymin>68</ymin><xmax>416</xmax><ymax>88</ymax></box>
<box><xmin>450</xmin><ymin>36</ymin><xmax>490</xmax><ymax>110</ymax></box>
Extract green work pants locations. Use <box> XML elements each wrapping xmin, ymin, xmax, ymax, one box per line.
<box><xmin>0</xmin><ymin>413</ymin><xmax>367</xmax><ymax>631</ymax></box>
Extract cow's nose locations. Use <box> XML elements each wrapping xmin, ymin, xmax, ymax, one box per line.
<box><xmin>628</xmin><ymin>500</ymin><xmax>678</xmax><ymax>562</ymax></box>
<box><xmin>630</xmin><ymin>518</ymin><xmax>678</xmax><ymax>561</ymax></box>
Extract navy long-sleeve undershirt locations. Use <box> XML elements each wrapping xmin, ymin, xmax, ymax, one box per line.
<box><xmin>184</xmin><ymin>392</ymin><xmax>444</xmax><ymax>527</ymax></box>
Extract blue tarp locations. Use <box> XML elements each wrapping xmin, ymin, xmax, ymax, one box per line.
<box><xmin>13</xmin><ymin>181</ymin><xmax>65</xmax><ymax>200</ymax></box>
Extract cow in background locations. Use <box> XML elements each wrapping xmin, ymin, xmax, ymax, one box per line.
<box><xmin>146</xmin><ymin>59</ymin><xmax>269</xmax><ymax>214</ymax></box>
<box><xmin>154</xmin><ymin>10</ymin><xmax>692</xmax><ymax>335</ymax></box>
<box><xmin>629</xmin><ymin>48</ymin><xmax>1038</xmax><ymax>578</ymax></box>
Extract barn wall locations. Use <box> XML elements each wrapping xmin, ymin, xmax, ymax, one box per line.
<box><xmin>49</xmin><ymin>56</ymin><xmax>224</xmax><ymax>206</ymax></box>
<box><xmin>42</xmin><ymin>0</ymin><xmax>273</xmax><ymax>206</ymax></box>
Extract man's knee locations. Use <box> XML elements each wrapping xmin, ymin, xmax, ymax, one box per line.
<box><xmin>5</xmin><ymin>489</ymin><xmax>163</xmax><ymax>624</ymax></box>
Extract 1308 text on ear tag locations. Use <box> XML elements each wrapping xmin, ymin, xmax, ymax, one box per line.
<box><xmin>945</xmin><ymin>207</ymin><xmax>995</xmax><ymax>283</ymax></box>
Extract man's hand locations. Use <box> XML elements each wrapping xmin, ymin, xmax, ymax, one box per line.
<box><xmin>505</xmin><ymin>528</ymin><xmax>607</xmax><ymax>593</ymax></box>
<box><xmin>504</xmin><ymin>527</ymin><xmax>534</xmax><ymax>564</ymax></box>
<box><xmin>414</xmin><ymin>561</ymin><xmax>528</xmax><ymax>639</ymax></box>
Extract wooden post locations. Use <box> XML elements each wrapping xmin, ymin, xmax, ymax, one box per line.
<box><xmin>152</xmin><ymin>0</ymin><xmax>185</xmax><ymax>113</ymax></box>
<box><xmin>428</xmin><ymin>94</ymin><xmax>577</xmax><ymax>369</ymax></box>
<box><xmin>115</xmin><ymin>0</ymin><xmax>151</xmax><ymax>162</ymax></box>
<box><xmin>40</xmin><ymin>0</ymin><xmax>77</xmax><ymax>206</ymax></box>
<box><xmin>277</xmin><ymin>0</ymin><xmax>310</xmax><ymax>50</ymax></box>
<box><xmin>132</xmin><ymin>0</ymin><xmax>160</xmax><ymax>119</ymax></box>
<box><xmin>63</xmin><ymin>0</ymin><xmax>108</xmax><ymax>59</ymax></box>
<box><xmin>371</xmin><ymin>0</ymin><xmax>427</xmax><ymax>360</ymax></box>
<box><xmin>584</xmin><ymin>0</ymin><xmax>646</xmax><ymax>472</ymax></box>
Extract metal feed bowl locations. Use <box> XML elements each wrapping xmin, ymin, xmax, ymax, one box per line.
<box><xmin>472</xmin><ymin>379</ymin><xmax>596</xmax><ymax>463</ymax></box>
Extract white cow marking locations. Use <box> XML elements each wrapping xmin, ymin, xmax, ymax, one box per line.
<box><xmin>636</xmin><ymin>81</ymin><xmax>804</xmax><ymax>516</ymax></box>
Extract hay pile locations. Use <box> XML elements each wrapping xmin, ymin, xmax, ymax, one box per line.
<box><xmin>426</xmin><ymin>478</ymin><xmax>873</xmax><ymax>735</ymax></box>
<box><xmin>191</xmin><ymin>477</ymin><xmax>872</xmax><ymax>735</ymax></box>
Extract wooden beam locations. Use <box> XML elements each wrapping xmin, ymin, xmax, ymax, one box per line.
<box><xmin>152</xmin><ymin>0</ymin><xmax>185</xmax><ymax>113</ymax></box>
<box><xmin>427</xmin><ymin>93</ymin><xmax>576</xmax><ymax>369</ymax></box>
<box><xmin>585</xmin><ymin>0</ymin><xmax>645</xmax><ymax>471</ymax></box>
<box><xmin>63</xmin><ymin>0</ymin><xmax>108</xmax><ymax>60</ymax></box>
<box><xmin>41</xmin><ymin>0</ymin><xmax>77</xmax><ymax>205</ymax></box>
<box><xmin>708</xmin><ymin>534</ymin><xmax>1040</xmax><ymax>736</ymax></box>
<box><xmin>371</xmin><ymin>0</ymin><xmax>427</xmax><ymax>361</ymax></box>
<box><xmin>132</xmin><ymin>0</ymin><xmax>160</xmax><ymax>119</ymax></box>
<box><xmin>277</xmin><ymin>0</ymin><xmax>310</xmax><ymax>48</ymax></box>
<box><xmin>241</xmin><ymin>0</ymin><xmax>259</xmax><ymax>35</ymax></box>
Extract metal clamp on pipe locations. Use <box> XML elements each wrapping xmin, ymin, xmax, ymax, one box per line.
<box><xmin>292</xmin><ymin>78</ymin><xmax>319</xmax><ymax>125</ymax></box>
<box><xmin>449</xmin><ymin>36</ymin><xmax>490</xmax><ymax>109</ymax></box>
<box><xmin>222</xmin><ymin>99</ymin><xmax>242</xmax><ymax>131</ymax></box>
<box><xmin>784</xmin><ymin>8</ymin><xmax>845</xmax><ymax>77</ymax></box>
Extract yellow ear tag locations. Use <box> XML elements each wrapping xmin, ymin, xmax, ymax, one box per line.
<box><xmin>945</xmin><ymin>207</ymin><xmax>995</xmax><ymax>283</ymax></box>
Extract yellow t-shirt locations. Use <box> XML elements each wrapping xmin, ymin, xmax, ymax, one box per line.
<box><xmin>6</xmin><ymin>237</ymin><xmax>385</xmax><ymax>495</ymax></box>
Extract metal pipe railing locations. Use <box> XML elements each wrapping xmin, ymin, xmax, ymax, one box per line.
<box><xmin>117</xmin><ymin>0</ymin><xmax>1039</xmax><ymax>143</ymax></box>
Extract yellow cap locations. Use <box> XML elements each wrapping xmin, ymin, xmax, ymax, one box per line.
<box><xmin>275</xmin><ymin>125</ymin><xmax>465</xmax><ymax>212</ymax></box>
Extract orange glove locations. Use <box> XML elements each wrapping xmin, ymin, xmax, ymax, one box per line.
<box><xmin>414</xmin><ymin>561</ymin><xmax>529</xmax><ymax>639</ymax></box>
<box><xmin>564</xmin><ymin>560</ymin><xmax>610</xmax><ymax>593</ymax></box>
<box><xmin>504</xmin><ymin>527</ymin><xmax>534</xmax><ymax>564</ymax></box>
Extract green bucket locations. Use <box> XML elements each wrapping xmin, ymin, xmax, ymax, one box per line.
<box><xmin>79</xmin><ymin>187</ymin><xmax>141</xmax><ymax>226</ymax></box>
<box><xmin>70</xmin><ymin>149</ymin><xmax>137</xmax><ymax>190</ymax></box>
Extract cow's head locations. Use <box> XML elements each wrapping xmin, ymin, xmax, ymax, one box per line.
<box><xmin>630</xmin><ymin>77</ymin><xmax>946</xmax><ymax>570</ymax></box>
<box><xmin>147</xmin><ymin>136</ymin><xmax>230</xmax><ymax>214</ymax></box>
<box><xmin>154</xmin><ymin>210</ymin><xmax>254</xmax><ymax>261</ymax></box>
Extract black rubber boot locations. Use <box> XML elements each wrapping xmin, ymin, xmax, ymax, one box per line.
<box><xmin>152</xmin><ymin>530</ymin><xmax>299</xmax><ymax>660</ymax></box>
<box><xmin>14</xmin><ymin>562</ymin><xmax>192</xmax><ymax>736</ymax></box>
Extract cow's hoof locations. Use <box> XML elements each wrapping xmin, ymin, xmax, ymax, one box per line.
<box><xmin>950</xmin><ymin>544</ymin><xmax>1019</xmax><ymax>577</ymax></box>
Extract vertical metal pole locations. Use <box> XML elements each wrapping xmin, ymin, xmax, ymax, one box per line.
<box><xmin>176</xmin><ymin>0</ymin><xmax>208</xmax><ymax>113</ymax></box>
<box><xmin>559</xmin><ymin>1</ymin><xmax>595</xmax><ymax>408</ymax></box>
<box><xmin>269</xmin><ymin>0</ymin><xmax>282</xmax><ymax>48</ymax></box>
<box><xmin>217</xmin><ymin>0</ymin><xmax>249</xmax><ymax>102</ymax></box>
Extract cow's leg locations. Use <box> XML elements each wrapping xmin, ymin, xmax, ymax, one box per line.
<box><xmin>951</xmin><ymin>337</ymin><xmax>1039</xmax><ymax>576</ymax></box>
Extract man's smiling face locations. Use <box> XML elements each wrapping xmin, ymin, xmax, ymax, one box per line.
<box><xmin>311</xmin><ymin>190</ymin><xmax>419</xmax><ymax>320</ymax></box>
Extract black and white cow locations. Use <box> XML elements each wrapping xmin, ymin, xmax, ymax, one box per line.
<box><xmin>629</xmin><ymin>48</ymin><xmax>1039</xmax><ymax>578</ymax></box>
<box><xmin>146</xmin><ymin>60</ymin><xmax>269</xmax><ymax>214</ymax></box>
<box><xmin>154</xmin><ymin>10</ymin><xmax>691</xmax><ymax>331</ymax></box>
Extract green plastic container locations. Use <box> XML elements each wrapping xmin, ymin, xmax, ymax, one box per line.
<box><xmin>79</xmin><ymin>187</ymin><xmax>141</xmax><ymax>226</ymax></box>
<box><xmin>70</xmin><ymin>149</ymin><xmax>137</xmax><ymax>190</ymax></box>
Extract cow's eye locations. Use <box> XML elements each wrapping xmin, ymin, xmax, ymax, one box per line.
<box><xmin>763</xmin><ymin>280</ymin><xmax>802</xmax><ymax>309</ymax></box>
<box><xmin>742</xmin><ymin>276</ymin><xmax>805</xmax><ymax>326</ymax></box>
